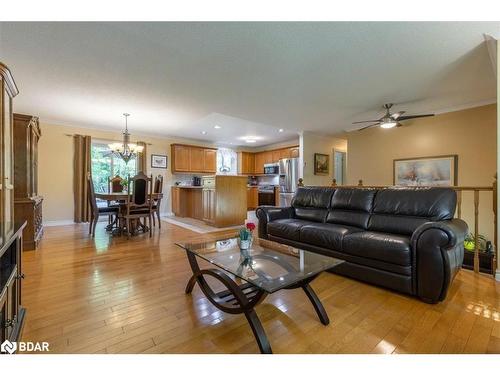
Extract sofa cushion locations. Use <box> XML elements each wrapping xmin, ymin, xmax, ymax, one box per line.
<box><xmin>368</xmin><ymin>188</ymin><xmax>456</xmax><ymax>235</ymax></box>
<box><xmin>326</xmin><ymin>188</ymin><xmax>376</xmax><ymax>229</ymax></box>
<box><xmin>291</xmin><ymin>187</ymin><xmax>335</xmax><ymax>222</ymax></box>
<box><xmin>342</xmin><ymin>231</ymin><xmax>411</xmax><ymax>266</ymax></box>
<box><xmin>300</xmin><ymin>223</ymin><xmax>363</xmax><ymax>251</ymax></box>
<box><xmin>267</xmin><ymin>219</ymin><xmax>312</xmax><ymax>241</ymax></box>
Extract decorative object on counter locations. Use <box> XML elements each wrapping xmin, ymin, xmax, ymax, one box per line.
<box><xmin>108</xmin><ymin>113</ymin><xmax>144</xmax><ymax>164</ymax></box>
<box><xmin>151</xmin><ymin>154</ymin><xmax>167</xmax><ymax>169</ymax></box>
<box><xmin>393</xmin><ymin>155</ymin><xmax>458</xmax><ymax>186</ymax></box>
<box><xmin>314</xmin><ymin>153</ymin><xmax>329</xmax><ymax>175</ymax></box>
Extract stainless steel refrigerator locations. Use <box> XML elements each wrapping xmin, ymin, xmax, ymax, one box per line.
<box><xmin>279</xmin><ymin>158</ymin><xmax>299</xmax><ymax>207</ymax></box>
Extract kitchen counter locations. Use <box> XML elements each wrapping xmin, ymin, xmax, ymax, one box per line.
<box><xmin>173</xmin><ymin>185</ymin><xmax>203</xmax><ymax>189</ymax></box>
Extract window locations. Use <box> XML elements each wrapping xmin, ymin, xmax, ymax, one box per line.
<box><xmin>91</xmin><ymin>141</ymin><xmax>137</xmax><ymax>192</ymax></box>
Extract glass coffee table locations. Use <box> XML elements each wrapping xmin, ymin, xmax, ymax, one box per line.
<box><xmin>176</xmin><ymin>236</ymin><xmax>344</xmax><ymax>354</ymax></box>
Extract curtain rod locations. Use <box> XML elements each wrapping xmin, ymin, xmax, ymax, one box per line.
<box><xmin>63</xmin><ymin>133</ymin><xmax>153</xmax><ymax>146</ymax></box>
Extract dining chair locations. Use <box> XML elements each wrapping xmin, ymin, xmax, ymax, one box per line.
<box><xmin>120</xmin><ymin>172</ymin><xmax>153</xmax><ymax>239</ymax></box>
<box><xmin>87</xmin><ymin>172</ymin><xmax>119</xmax><ymax>237</ymax></box>
<box><xmin>109</xmin><ymin>175</ymin><xmax>124</xmax><ymax>193</ymax></box>
<box><xmin>152</xmin><ymin>175</ymin><xmax>163</xmax><ymax>228</ymax></box>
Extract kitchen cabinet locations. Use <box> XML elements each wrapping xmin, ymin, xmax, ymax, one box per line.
<box><xmin>254</xmin><ymin>152</ymin><xmax>266</xmax><ymax>174</ymax></box>
<box><xmin>203</xmin><ymin>149</ymin><xmax>217</xmax><ymax>173</ymax></box>
<box><xmin>171</xmin><ymin>144</ymin><xmax>190</xmax><ymax>172</ymax></box>
<box><xmin>202</xmin><ymin>188</ymin><xmax>216</xmax><ymax>225</ymax></box>
<box><xmin>290</xmin><ymin>147</ymin><xmax>300</xmax><ymax>158</ymax></box>
<box><xmin>272</xmin><ymin>150</ymin><xmax>281</xmax><ymax>163</ymax></box>
<box><xmin>247</xmin><ymin>187</ymin><xmax>258</xmax><ymax>210</ymax></box>
<box><xmin>264</xmin><ymin>151</ymin><xmax>273</xmax><ymax>164</ymax></box>
<box><xmin>171</xmin><ymin>144</ymin><xmax>217</xmax><ymax>173</ymax></box>
<box><xmin>239</xmin><ymin>152</ymin><xmax>255</xmax><ymax>175</ymax></box>
<box><xmin>279</xmin><ymin>148</ymin><xmax>291</xmax><ymax>160</ymax></box>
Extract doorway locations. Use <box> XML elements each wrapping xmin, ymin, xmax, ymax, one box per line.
<box><xmin>334</xmin><ymin>150</ymin><xmax>346</xmax><ymax>185</ymax></box>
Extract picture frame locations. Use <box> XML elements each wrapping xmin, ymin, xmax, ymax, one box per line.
<box><xmin>151</xmin><ymin>154</ymin><xmax>168</xmax><ymax>169</ymax></box>
<box><xmin>393</xmin><ymin>155</ymin><xmax>458</xmax><ymax>186</ymax></box>
<box><xmin>314</xmin><ymin>153</ymin><xmax>329</xmax><ymax>175</ymax></box>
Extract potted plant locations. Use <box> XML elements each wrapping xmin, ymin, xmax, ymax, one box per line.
<box><xmin>464</xmin><ymin>233</ymin><xmax>487</xmax><ymax>252</ymax></box>
<box><xmin>238</xmin><ymin>222</ymin><xmax>256</xmax><ymax>252</ymax></box>
<box><xmin>120</xmin><ymin>179</ymin><xmax>128</xmax><ymax>192</ymax></box>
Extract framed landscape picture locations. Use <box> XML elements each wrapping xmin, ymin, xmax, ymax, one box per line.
<box><xmin>314</xmin><ymin>153</ymin><xmax>329</xmax><ymax>175</ymax></box>
<box><xmin>393</xmin><ymin>155</ymin><xmax>458</xmax><ymax>186</ymax></box>
<box><xmin>151</xmin><ymin>154</ymin><xmax>168</xmax><ymax>169</ymax></box>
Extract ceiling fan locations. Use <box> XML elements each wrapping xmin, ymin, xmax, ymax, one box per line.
<box><xmin>353</xmin><ymin>103</ymin><xmax>434</xmax><ymax>131</ymax></box>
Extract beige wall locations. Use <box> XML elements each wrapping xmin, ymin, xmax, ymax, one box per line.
<box><xmin>346</xmin><ymin>104</ymin><xmax>497</xmax><ymax>243</ymax></box>
<box><xmin>39</xmin><ymin>123</ymin><xmax>217</xmax><ymax>223</ymax></box>
<box><xmin>300</xmin><ymin>131</ymin><xmax>348</xmax><ymax>186</ymax></box>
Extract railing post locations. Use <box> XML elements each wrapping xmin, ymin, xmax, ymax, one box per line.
<box><xmin>493</xmin><ymin>174</ymin><xmax>498</xmax><ymax>279</ymax></box>
<box><xmin>332</xmin><ymin>179</ymin><xmax>337</xmax><ymax>187</ymax></box>
<box><xmin>298</xmin><ymin>178</ymin><xmax>304</xmax><ymax>187</ymax></box>
<box><xmin>474</xmin><ymin>189</ymin><xmax>480</xmax><ymax>274</ymax></box>
<box><xmin>457</xmin><ymin>190</ymin><xmax>462</xmax><ymax>219</ymax></box>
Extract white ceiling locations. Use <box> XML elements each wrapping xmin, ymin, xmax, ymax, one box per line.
<box><xmin>0</xmin><ymin>22</ymin><xmax>498</xmax><ymax>146</ymax></box>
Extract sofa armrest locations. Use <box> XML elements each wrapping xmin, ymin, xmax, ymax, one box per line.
<box><xmin>255</xmin><ymin>206</ymin><xmax>294</xmax><ymax>239</ymax></box>
<box><xmin>411</xmin><ymin>219</ymin><xmax>468</xmax><ymax>303</ymax></box>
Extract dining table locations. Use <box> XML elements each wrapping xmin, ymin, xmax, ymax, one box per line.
<box><xmin>95</xmin><ymin>192</ymin><xmax>164</xmax><ymax>235</ymax></box>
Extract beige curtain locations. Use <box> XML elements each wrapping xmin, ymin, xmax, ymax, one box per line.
<box><xmin>74</xmin><ymin>135</ymin><xmax>92</xmax><ymax>223</ymax></box>
<box><xmin>137</xmin><ymin>141</ymin><xmax>147</xmax><ymax>173</ymax></box>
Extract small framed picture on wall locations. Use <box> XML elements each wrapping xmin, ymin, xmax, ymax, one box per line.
<box><xmin>314</xmin><ymin>153</ymin><xmax>329</xmax><ymax>175</ymax></box>
<box><xmin>151</xmin><ymin>154</ymin><xmax>168</xmax><ymax>169</ymax></box>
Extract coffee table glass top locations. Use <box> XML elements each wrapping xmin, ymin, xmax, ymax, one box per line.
<box><xmin>176</xmin><ymin>236</ymin><xmax>344</xmax><ymax>293</ymax></box>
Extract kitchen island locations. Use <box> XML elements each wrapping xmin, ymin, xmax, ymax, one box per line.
<box><xmin>171</xmin><ymin>175</ymin><xmax>248</xmax><ymax>227</ymax></box>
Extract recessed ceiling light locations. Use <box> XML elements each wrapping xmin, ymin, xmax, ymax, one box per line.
<box><xmin>201</xmin><ymin>131</ymin><xmax>207</xmax><ymax>135</ymax></box>
<box><xmin>214</xmin><ymin>125</ymin><xmax>221</xmax><ymax>129</ymax></box>
<box><xmin>278</xmin><ymin>128</ymin><xmax>284</xmax><ymax>132</ymax></box>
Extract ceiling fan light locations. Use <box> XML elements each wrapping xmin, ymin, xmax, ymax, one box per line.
<box><xmin>380</xmin><ymin>120</ymin><xmax>397</xmax><ymax>129</ymax></box>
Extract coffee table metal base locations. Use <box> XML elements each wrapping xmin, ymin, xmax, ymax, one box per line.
<box><xmin>184</xmin><ymin>251</ymin><xmax>330</xmax><ymax>354</ymax></box>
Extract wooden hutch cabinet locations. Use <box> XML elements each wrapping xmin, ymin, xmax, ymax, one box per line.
<box><xmin>13</xmin><ymin>114</ymin><xmax>43</xmax><ymax>251</ymax></box>
<box><xmin>1</xmin><ymin>62</ymin><xmax>27</xmax><ymax>348</ymax></box>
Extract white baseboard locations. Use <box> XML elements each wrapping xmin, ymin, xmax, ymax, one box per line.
<box><xmin>162</xmin><ymin>212</ymin><xmax>174</xmax><ymax>218</ymax></box>
<box><xmin>495</xmin><ymin>269</ymin><xmax>500</xmax><ymax>282</ymax></box>
<box><xmin>44</xmin><ymin>220</ymin><xmax>75</xmax><ymax>227</ymax></box>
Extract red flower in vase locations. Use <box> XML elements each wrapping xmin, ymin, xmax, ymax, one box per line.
<box><xmin>246</xmin><ymin>222</ymin><xmax>256</xmax><ymax>232</ymax></box>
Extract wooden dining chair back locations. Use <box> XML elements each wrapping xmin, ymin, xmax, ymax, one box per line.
<box><xmin>87</xmin><ymin>172</ymin><xmax>119</xmax><ymax>237</ymax></box>
<box><xmin>109</xmin><ymin>175</ymin><xmax>124</xmax><ymax>193</ymax></box>
<box><xmin>152</xmin><ymin>175</ymin><xmax>164</xmax><ymax>228</ymax></box>
<box><xmin>122</xmin><ymin>172</ymin><xmax>154</xmax><ymax>238</ymax></box>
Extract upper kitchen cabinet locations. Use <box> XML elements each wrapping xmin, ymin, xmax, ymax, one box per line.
<box><xmin>238</xmin><ymin>152</ymin><xmax>255</xmax><ymax>175</ymax></box>
<box><xmin>171</xmin><ymin>144</ymin><xmax>217</xmax><ymax>173</ymax></box>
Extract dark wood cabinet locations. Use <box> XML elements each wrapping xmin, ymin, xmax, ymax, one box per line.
<box><xmin>13</xmin><ymin>114</ymin><xmax>43</xmax><ymax>251</ymax></box>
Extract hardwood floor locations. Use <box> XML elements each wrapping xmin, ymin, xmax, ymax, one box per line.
<box><xmin>21</xmin><ymin>221</ymin><xmax>500</xmax><ymax>354</ymax></box>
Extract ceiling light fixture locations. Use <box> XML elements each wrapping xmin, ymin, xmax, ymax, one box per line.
<box><xmin>278</xmin><ymin>128</ymin><xmax>284</xmax><ymax>133</ymax></box>
<box><xmin>245</xmin><ymin>139</ymin><xmax>257</xmax><ymax>143</ymax></box>
<box><xmin>201</xmin><ymin>131</ymin><xmax>207</xmax><ymax>135</ymax></box>
<box><xmin>108</xmin><ymin>113</ymin><xmax>144</xmax><ymax>164</ymax></box>
<box><xmin>214</xmin><ymin>125</ymin><xmax>221</xmax><ymax>129</ymax></box>
<box><xmin>380</xmin><ymin>119</ymin><xmax>398</xmax><ymax>129</ymax></box>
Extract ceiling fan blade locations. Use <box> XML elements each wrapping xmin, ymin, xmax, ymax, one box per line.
<box><xmin>391</xmin><ymin>111</ymin><xmax>406</xmax><ymax>119</ymax></box>
<box><xmin>357</xmin><ymin>123</ymin><xmax>380</xmax><ymax>131</ymax></box>
<box><xmin>398</xmin><ymin>114</ymin><xmax>434</xmax><ymax>121</ymax></box>
<box><xmin>352</xmin><ymin>120</ymin><xmax>380</xmax><ymax>124</ymax></box>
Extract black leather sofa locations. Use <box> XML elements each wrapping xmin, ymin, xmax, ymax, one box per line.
<box><xmin>256</xmin><ymin>186</ymin><xmax>468</xmax><ymax>303</ymax></box>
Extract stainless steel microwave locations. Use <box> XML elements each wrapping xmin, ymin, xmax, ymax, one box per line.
<box><xmin>263</xmin><ymin>163</ymin><xmax>279</xmax><ymax>175</ymax></box>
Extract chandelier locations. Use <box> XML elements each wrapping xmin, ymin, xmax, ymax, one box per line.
<box><xmin>108</xmin><ymin>113</ymin><xmax>144</xmax><ymax>164</ymax></box>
